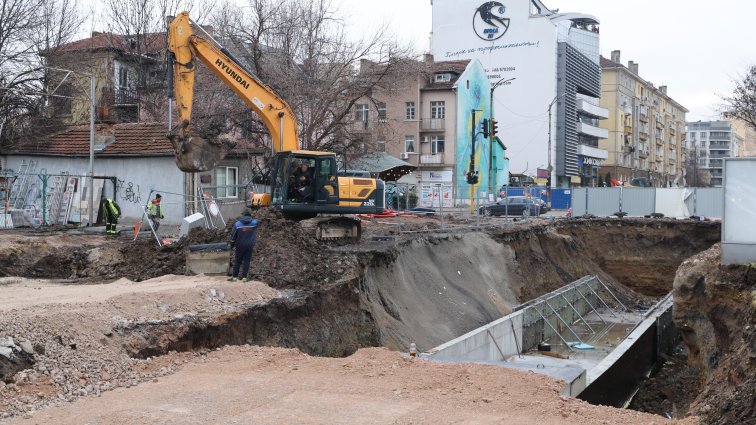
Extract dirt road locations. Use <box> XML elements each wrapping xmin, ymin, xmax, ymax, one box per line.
<box><xmin>0</xmin><ymin>275</ymin><xmax>276</xmax><ymax>311</ymax></box>
<box><xmin>5</xmin><ymin>346</ymin><xmax>697</xmax><ymax>425</ymax></box>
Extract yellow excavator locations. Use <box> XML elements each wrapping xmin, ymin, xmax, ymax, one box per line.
<box><xmin>166</xmin><ymin>12</ymin><xmax>385</xmax><ymax>239</ymax></box>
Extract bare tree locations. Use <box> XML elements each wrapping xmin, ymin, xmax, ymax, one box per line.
<box><xmin>725</xmin><ymin>65</ymin><xmax>756</xmax><ymax>131</ymax></box>
<box><xmin>0</xmin><ymin>0</ymin><xmax>85</xmax><ymax>145</ymax></box>
<box><xmin>203</xmin><ymin>0</ymin><xmax>416</xmax><ymax>156</ymax></box>
<box><xmin>101</xmin><ymin>0</ymin><xmax>216</xmax><ymax>121</ymax></box>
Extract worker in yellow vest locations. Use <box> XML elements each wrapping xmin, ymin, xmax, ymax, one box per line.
<box><xmin>102</xmin><ymin>198</ymin><xmax>121</xmax><ymax>235</ymax></box>
<box><xmin>147</xmin><ymin>194</ymin><xmax>165</xmax><ymax>233</ymax></box>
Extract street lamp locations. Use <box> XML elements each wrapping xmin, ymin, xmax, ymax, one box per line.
<box><xmin>547</xmin><ymin>93</ymin><xmax>567</xmax><ymax>204</ymax></box>
<box><xmin>489</xmin><ymin>77</ymin><xmax>515</xmax><ymax>199</ymax></box>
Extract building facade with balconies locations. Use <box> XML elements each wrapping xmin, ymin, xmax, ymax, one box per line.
<box><xmin>686</xmin><ymin>120</ymin><xmax>741</xmax><ymax>187</ymax></box>
<box><xmin>350</xmin><ymin>57</ymin><xmax>505</xmax><ymax>205</ymax></box>
<box><xmin>599</xmin><ymin>51</ymin><xmax>688</xmax><ymax>187</ymax></box>
<box><xmin>431</xmin><ymin>0</ymin><xmax>608</xmax><ymax>188</ymax></box>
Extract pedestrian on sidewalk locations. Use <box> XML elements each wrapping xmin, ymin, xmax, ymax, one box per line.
<box><xmin>229</xmin><ymin>210</ymin><xmax>259</xmax><ymax>283</ymax></box>
<box><xmin>147</xmin><ymin>194</ymin><xmax>164</xmax><ymax>233</ymax></box>
<box><xmin>102</xmin><ymin>197</ymin><xmax>121</xmax><ymax>235</ymax></box>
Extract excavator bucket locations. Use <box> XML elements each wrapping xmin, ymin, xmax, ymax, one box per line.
<box><xmin>168</xmin><ymin>134</ymin><xmax>236</xmax><ymax>173</ymax></box>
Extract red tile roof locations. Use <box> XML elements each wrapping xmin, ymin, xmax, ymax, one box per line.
<box><xmin>2</xmin><ymin>123</ymin><xmax>175</xmax><ymax>156</ymax></box>
<box><xmin>49</xmin><ymin>32</ymin><xmax>166</xmax><ymax>55</ymax></box>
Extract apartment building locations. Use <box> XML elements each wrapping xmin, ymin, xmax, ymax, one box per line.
<box><xmin>351</xmin><ymin>56</ymin><xmax>506</xmax><ymax>204</ymax></box>
<box><xmin>432</xmin><ymin>0</ymin><xmax>608</xmax><ymax>187</ymax></box>
<box><xmin>686</xmin><ymin>121</ymin><xmax>741</xmax><ymax>187</ymax></box>
<box><xmin>599</xmin><ymin>51</ymin><xmax>688</xmax><ymax>187</ymax></box>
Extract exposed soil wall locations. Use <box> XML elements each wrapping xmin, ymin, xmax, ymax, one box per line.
<box><xmin>673</xmin><ymin>244</ymin><xmax>756</xmax><ymax>425</ymax></box>
<box><xmin>361</xmin><ymin>219</ymin><xmax>720</xmax><ymax>352</ymax></box>
<box><xmin>123</xmin><ymin>282</ymin><xmax>380</xmax><ymax>359</ymax></box>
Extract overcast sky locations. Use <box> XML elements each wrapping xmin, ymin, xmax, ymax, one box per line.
<box><xmin>340</xmin><ymin>0</ymin><xmax>756</xmax><ymax>122</ymax></box>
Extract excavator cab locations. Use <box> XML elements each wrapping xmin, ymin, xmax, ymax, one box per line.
<box><xmin>271</xmin><ymin>152</ymin><xmax>340</xmax><ymax>215</ymax></box>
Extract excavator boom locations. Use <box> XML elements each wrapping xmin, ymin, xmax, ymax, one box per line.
<box><xmin>166</xmin><ymin>12</ymin><xmax>298</xmax><ymax>171</ymax></box>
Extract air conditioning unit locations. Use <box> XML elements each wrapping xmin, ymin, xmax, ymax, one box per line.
<box><xmin>420</xmin><ymin>136</ymin><xmax>429</xmax><ymax>143</ymax></box>
<box><xmin>399</xmin><ymin>152</ymin><xmax>410</xmax><ymax>160</ymax></box>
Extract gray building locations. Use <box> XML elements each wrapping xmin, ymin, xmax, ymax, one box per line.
<box><xmin>686</xmin><ymin>121</ymin><xmax>742</xmax><ymax>187</ymax></box>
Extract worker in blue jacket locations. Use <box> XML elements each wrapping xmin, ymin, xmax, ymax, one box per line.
<box><xmin>229</xmin><ymin>210</ymin><xmax>259</xmax><ymax>282</ymax></box>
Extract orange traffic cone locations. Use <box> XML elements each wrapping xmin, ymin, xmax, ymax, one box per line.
<box><xmin>133</xmin><ymin>221</ymin><xmax>141</xmax><ymax>240</ymax></box>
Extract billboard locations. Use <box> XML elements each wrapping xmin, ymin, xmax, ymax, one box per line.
<box><xmin>432</xmin><ymin>0</ymin><xmax>559</xmax><ymax>178</ymax></box>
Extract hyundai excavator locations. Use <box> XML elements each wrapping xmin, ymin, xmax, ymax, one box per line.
<box><xmin>166</xmin><ymin>12</ymin><xmax>384</xmax><ymax>239</ymax></box>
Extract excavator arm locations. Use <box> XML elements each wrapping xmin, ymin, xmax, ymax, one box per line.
<box><xmin>166</xmin><ymin>12</ymin><xmax>299</xmax><ymax>171</ymax></box>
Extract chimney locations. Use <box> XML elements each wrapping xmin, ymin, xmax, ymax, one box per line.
<box><xmin>359</xmin><ymin>59</ymin><xmax>375</xmax><ymax>75</ymax></box>
<box><xmin>660</xmin><ymin>85</ymin><xmax>667</xmax><ymax>95</ymax></box>
<box><xmin>423</xmin><ymin>53</ymin><xmax>434</xmax><ymax>64</ymax></box>
<box><xmin>610</xmin><ymin>50</ymin><xmax>620</xmax><ymax>63</ymax></box>
<box><xmin>628</xmin><ymin>61</ymin><xmax>639</xmax><ymax>75</ymax></box>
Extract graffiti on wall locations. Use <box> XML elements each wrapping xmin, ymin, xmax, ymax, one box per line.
<box><xmin>116</xmin><ymin>179</ymin><xmax>142</xmax><ymax>204</ymax></box>
<box><xmin>455</xmin><ymin>60</ymin><xmax>492</xmax><ymax>199</ymax></box>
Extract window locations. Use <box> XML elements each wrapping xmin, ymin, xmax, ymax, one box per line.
<box><xmin>405</xmin><ymin>102</ymin><xmax>415</xmax><ymax>120</ymax></box>
<box><xmin>216</xmin><ymin>166</ymin><xmax>238</xmax><ymax>198</ymax></box>
<box><xmin>431</xmin><ymin>136</ymin><xmax>445</xmax><ymax>154</ymax></box>
<box><xmin>430</xmin><ymin>101</ymin><xmax>445</xmax><ymax>119</ymax></box>
<box><xmin>118</xmin><ymin>67</ymin><xmax>129</xmax><ymax>89</ymax></box>
<box><xmin>700</xmin><ymin>132</ymin><xmax>707</xmax><ymax>139</ymax></box>
<box><xmin>434</xmin><ymin>73</ymin><xmax>451</xmax><ymax>82</ymax></box>
<box><xmin>377</xmin><ymin>102</ymin><xmax>386</xmax><ymax>122</ymax></box>
<box><xmin>355</xmin><ymin>104</ymin><xmax>368</xmax><ymax>122</ymax></box>
<box><xmin>54</xmin><ymin>84</ymin><xmax>72</xmax><ymax>116</ymax></box>
<box><xmin>377</xmin><ymin>139</ymin><xmax>386</xmax><ymax>152</ymax></box>
<box><xmin>405</xmin><ymin>136</ymin><xmax>415</xmax><ymax>153</ymax></box>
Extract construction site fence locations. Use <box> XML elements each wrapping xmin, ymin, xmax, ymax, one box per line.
<box><xmin>570</xmin><ymin>187</ymin><xmax>723</xmax><ymax>218</ymax></box>
<box><xmin>386</xmin><ymin>183</ymin><xmax>567</xmax><ymax>211</ymax></box>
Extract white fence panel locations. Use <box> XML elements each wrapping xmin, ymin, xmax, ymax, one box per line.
<box><xmin>620</xmin><ymin>188</ymin><xmax>655</xmax><ymax>216</ymax></box>
<box><xmin>688</xmin><ymin>188</ymin><xmax>724</xmax><ymax>217</ymax></box>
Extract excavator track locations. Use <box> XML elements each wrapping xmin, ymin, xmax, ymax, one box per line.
<box><xmin>315</xmin><ymin>217</ymin><xmax>362</xmax><ymax>241</ymax></box>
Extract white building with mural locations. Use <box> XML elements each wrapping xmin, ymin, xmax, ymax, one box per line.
<box><xmin>432</xmin><ymin>0</ymin><xmax>609</xmax><ymax>187</ymax></box>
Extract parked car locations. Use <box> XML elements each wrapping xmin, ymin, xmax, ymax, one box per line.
<box><xmin>478</xmin><ymin>196</ymin><xmax>548</xmax><ymax>217</ymax></box>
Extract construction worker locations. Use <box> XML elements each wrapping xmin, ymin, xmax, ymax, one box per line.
<box><xmin>102</xmin><ymin>198</ymin><xmax>121</xmax><ymax>235</ymax></box>
<box><xmin>229</xmin><ymin>210</ymin><xmax>259</xmax><ymax>282</ymax></box>
<box><xmin>147</xmin><ymin>194</ymin><xmax>165</xmax><ymax>233</ymax></box>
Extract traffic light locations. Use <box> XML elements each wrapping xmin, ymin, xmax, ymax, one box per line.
<box><xmin>466</xmin><ymin>171</ymin><xmax>479</xmax><ymax>185</ymax></box>
<box><xmin>481</xmin><ymin>118</ymin><xmax>489</xmax><ymax>138</ymax></box>
<box><xmin>490</xmin><ymin>119</ymin><xmax>499</xmax><ymax>137</ymax></box>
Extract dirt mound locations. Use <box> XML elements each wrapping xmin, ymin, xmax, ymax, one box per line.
<box><xmin>673</xmin><ymin>243</ymin><xmax>756</xmax><ymax>425</ymax></box>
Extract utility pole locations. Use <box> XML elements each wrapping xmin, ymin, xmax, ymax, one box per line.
<box><xmin>468</xmin><ymin>109</ymin><xmax>479</xmax><ymax>213</ymax></box>
<box><xmin>547</xmin><ymin>94</ymin><xmax>565</xmax><ymax>205</ymax></box>
<box><xmin>489</xmin><ymin>77</ymin><xmax>515</xmax><ymax>199</ymax></box>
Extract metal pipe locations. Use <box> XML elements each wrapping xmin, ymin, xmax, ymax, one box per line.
<box><xmin>560</xmin><ymin>293</ymin><xmax>595</xmax><ymax>333</ymax></box>
<box><xmin>576</xmin><ymin>285</ymin><xmax>607</xmax><ymax>324</ymax></box>
<box><xmin>585</xmin><ymin>284</ymin><xmax>619</xmax><ymax>318</ymax></box>
<box><xmin>543</xmin><ymin>300</ymin><xmax>584</xmax><ymax>344</ymax></box>
<box><xmin>596</xmin><ymin>276</ymin><xmax>628</xmax><ymax>311</ymax></box>
<box><xmin>486</xmin><ymin>329</ymin><xmax>507</xmax><ymax>361</ymax></box>
<box><xmin>88</xmin><ymin>74</ymin><xmax>95</xmax><ymax>227</ymax></box>
<box><xmin>535</xmin><ymin>307</ymin><xmax>574</xmax><ymax>352</ymax></box>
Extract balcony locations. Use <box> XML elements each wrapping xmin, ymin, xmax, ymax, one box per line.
<box><xmin>638</xmin><ymin>149</ymin><xmax>649</xmax><ymax>158</ymax></box>
<box><xmin>639</xmin><ymin>131</ymin><xmax>649</xmax><ymax>141</ymax></box>
<box><xmin>640</xmin><ymin>113</ymin><xmax>649</xmax><ymax>123</ymax></box>
<box><xmin>577</xmin><ymin>144</ymin><xmax>608</xmax><ymax>160</ymax></box>
<box><xmin>576</xmin><ymin>99</ymin><xmax>609</xmax><ymax>119</ymax></box>
<box><xmin>420</xmin><ymin>118</ymin><xmax>446</xmax><ymax>131</ymax></box>
<box><xmin>114</xmin><ymin>87</ymin><xmax>139</xmax><ymax>105</ymax></box>
<box><xmin>669</xmin><ymin>127</ymin><xmax>676</xmax><ymax>135</ymax></box>
<box><xmin>655</xmin><ymin>137</ymin><xmax>664</xmax><ymax>145</ymax></box>
<box><xmin>419</xmin><ymin>154</ymin><xmax>446</xmax><ymax>165</ymax></box>
<box><xmin>577</xmin><ymin>122</ymin><xmax>608</xmax><ymax>139</ymax></box>
<box><xmin>624</xmin><ymin>125</ymin><xmax>632</xmax><ymax>134</ymax></box>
